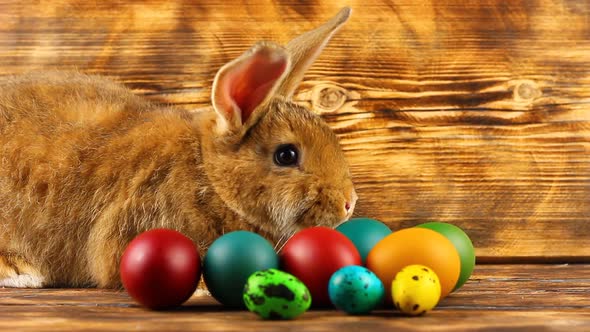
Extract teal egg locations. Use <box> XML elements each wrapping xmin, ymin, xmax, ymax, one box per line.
<box><xmin>336</xmin><ymin>218</ymin><xmax>392</xmax><ymax>264</ymax></box>
<box><xmin>328</xmin><ymin>265</ymin><xmax>384</xmax><ymax>314</ymax></box>
<box><xmin>203</xmin><ymin>231</ymin><xmax>279</xmax><ymax>307</ymax></box>
<box><xmin>243</xmin><ymin>269</ymin><xmax>311</xmax><ymax>320</ymax></box>
<box><xmin>416</xmin><ymin>222</ymin><xmax>476</xmax><ymax>291</ymax></box>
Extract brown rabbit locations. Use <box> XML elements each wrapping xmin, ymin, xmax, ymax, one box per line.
<box><xmin>0</xmin><ymin>8</ymin><xmax>356</xmax><ymax>288</ymax></box>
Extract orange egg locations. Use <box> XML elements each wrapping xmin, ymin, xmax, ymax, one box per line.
<box><xmin>366</xmin><ymin>227</ymin><xmax>461</xmax><ymax>300</ymax></box>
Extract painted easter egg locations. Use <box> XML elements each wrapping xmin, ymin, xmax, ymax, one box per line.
<box><xmin>120</xmin><ymin>229</ymin><xmax>200</xmax><ymax>310</ymax></box>
<box><xmin>392</xmin><ymin>265</ymin><xmax>441</xmax><ymax>316</ymax></box>
<box><xmin>366</xmin><ymin>227</ymin><xmax>460</xmax><ymax>301</ymax></box>
<box><xmin>328</xmin><ymin>265</ymin><xmax>384</xmax><ymax>314</ymax></box>
<box><xmin>243</xmin><ymin>269</ymin><xmax>311</xmax><ymax>320</ymax></box>
<box><xmin>335</xmin><ymin>217</ymin><xmax>392</xmax><ymax>264</ymax></box>
<box><xmin>203</xmin><ymin>231</ymin><xmax>279</xmax><ymax>307</ymax></box>
<box><xmin>280</xmin><ymin>227</ymin><xmax>361</xmax><ymax>307</ymax></box>
<box><xmin>416</xmin><ymin>222</ymin><xmax>476</xmax><ymax>291</ymax></box>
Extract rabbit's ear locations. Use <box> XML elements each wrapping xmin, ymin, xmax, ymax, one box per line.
<box><xmin>275</xmin><ymin>7</ymin><xmax>351</xmax><ymax>99</ymax></box>
<box><xmin>212</xmin><ymin>43</ymin><xmax>289</xmax><ymax>133</ymax></box>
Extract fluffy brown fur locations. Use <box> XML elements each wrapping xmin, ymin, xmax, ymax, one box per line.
<box><xmin>0</xmin><ymin>8</ymin><xmax>355</xmax><ymax>288</ymax></box>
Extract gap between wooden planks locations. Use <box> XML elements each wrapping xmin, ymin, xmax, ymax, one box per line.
<box><xmin>0</xmin><ymin>264</ymin><xmax>588</xmax><ymax>331</ymax></box>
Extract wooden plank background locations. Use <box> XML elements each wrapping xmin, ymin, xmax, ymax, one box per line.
<box><xmin>0</xmin><ymin>0</ymin><xmax>589</xmax><ymax>261</ymax></box>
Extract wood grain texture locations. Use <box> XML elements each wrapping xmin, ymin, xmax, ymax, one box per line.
<box><xmin>0</xmin><ymin>265</ymin><xmax>589</xmax><ymax>331</ymax></box>
<box><xmin>0</xmin><ymin>0</ymin><xmax>589</xmax><ymax>260</ymax></box>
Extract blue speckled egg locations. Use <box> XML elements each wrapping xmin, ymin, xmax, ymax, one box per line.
<box><xmin>328</xmin><ymin>265</ymin><xmax>384</xmax><ymax>314</ymax></box>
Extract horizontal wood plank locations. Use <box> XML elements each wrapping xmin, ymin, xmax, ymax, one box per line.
<box><xmin>0</xmin><ymin>265</ymin><xmax>589</xmax><ymax>331</ymax></box>
<box><xmin>0</xmin><ymin>0</ymin><xmax>589</xmax><ymax>259</ymax></box>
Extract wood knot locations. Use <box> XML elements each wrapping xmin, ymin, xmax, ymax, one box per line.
<box><xmin>311</xmin><ymin>84</ymin><xmax>348</xmax><ymax>112</ymax></box>
<box><xmin>513</xmin><ymin>80</ymin><xmax>541</xmax><ymax>102</ymax></box>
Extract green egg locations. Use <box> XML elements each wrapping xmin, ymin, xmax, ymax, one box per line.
<box><xmin>243</xmin><ymin>269</ymin><xmax>311</xmax><ymax>320</ymax></box>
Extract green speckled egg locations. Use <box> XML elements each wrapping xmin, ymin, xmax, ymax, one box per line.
<box><xmin>243</xmin><ymin>269</ymin><xmax>311</xmax><ymax>320</ymax></box>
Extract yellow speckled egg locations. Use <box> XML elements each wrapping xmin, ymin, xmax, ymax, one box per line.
<box><xmin>392</xmin><ymin>265</ymin><xmax>441</xmax><ymax>316</ymax></box>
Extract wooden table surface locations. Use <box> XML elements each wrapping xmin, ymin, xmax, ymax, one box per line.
<box><xmin>1</xmin><ymin>264</ymin><xmax>588</xmax><ymax>331</ymax></box>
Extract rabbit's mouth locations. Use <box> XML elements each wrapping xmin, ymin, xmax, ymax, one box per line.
<box><xmin>271</xmin><ymin>199</ymin><xmax>352</xmax><ymax>251</ymax></box>
<box><xmin>267</xmin><ymin>185</ymin><xmax>352</xmax><ymax>247</ymax></box>
<box><xmin>294</xmin><ymin>208</ymin><xmax>346</xmax><ymax>229</ymax></box>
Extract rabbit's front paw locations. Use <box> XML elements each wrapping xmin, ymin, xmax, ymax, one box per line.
<box><xmin>0</xmin><ymin>254</ymin><xmax>44</xmax><ymax>288</ymax></box>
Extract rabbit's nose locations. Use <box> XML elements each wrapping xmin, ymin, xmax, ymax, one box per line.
<box><xmin>344</xmin><ymin>188</ymin><xmax>358</xmax><ymax>215</ymax></box>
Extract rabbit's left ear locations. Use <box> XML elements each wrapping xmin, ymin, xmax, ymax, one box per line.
<box><xmin>275</xmin><ymin>7</ymin><xmax>351</xmax><ymax>99</ymax></box>
<box><xmin>212</xmin><ymin>43</ymin><xmax>289</xmax><ymax>133</ymax></box>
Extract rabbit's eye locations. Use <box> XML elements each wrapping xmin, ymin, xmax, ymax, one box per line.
<box><xmin>274</xmin><ymin>144</ymin><xmax>299</xmax><ymax>167</ymax></box>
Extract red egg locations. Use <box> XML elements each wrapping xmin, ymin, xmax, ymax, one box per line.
<box><xmin>280</xmin><ymin>227</ymin><xmax>361</xmax><ymax>307</ymax></box>
<box><xmin>120</xmin><ymin>229</ymin><xmax>201</xmax><ymax>310</ymax></box>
